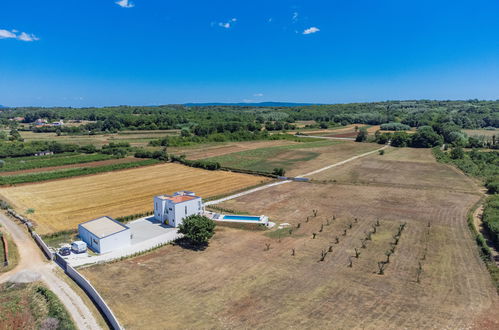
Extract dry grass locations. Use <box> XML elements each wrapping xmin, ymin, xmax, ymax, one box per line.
<box><xmin>0</xmin><ymin>163</ymin><xmax>269</xmax><ymax>234</ymax></box>
<box><xmin>310</xmin><ymin>147</ymin><xmax>480</xmax><ymax>192</ymax></box>
<box><xmin>80</xmin><ymin>148</ymin><xmax>499</xmax><ymax>329</ymax></box>
<box><xmin>464</xmin><ymin>129</ymin><xmax>498</xmax><ymax>137</ymax></box>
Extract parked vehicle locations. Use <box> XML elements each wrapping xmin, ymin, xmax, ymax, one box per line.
<box><xmin>59</xmin><ymin>246</ymin><xmax>71</xmax><ymax>256</ymax></box>
<box><xmin>71</xmin><ymin>241</ymin><xmax>87</xmax><ymax>254</ymax></box>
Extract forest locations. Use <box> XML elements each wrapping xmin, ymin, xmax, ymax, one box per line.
<box><xmin>1</xmin><ymin>100</ymin><xmax>498</xmax><ymax>134</ymax></box>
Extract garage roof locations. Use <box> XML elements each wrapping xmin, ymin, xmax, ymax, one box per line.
<box><xmin>79</xmin><ymin>216</ymin><xmax>129</xmax><ymax>238</ymax></box>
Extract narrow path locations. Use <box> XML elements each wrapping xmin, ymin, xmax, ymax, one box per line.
<box><xmin>206</xmin><ymin>144</ymin><xmax>387</xmax><ymax>206</ymax></box>
<box><xmin>0</xmin><ymin>213</ymin><xmax>101</xmax><ymax>330</ymax></box>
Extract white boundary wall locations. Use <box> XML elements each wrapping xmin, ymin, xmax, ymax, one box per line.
<box><xmin>66</xmin><ymin>263</ymin><xmax>123</xmax><ymax>330</ymax></box>
<box><xmin>32</xmin><ymin>232</ymin><xmax>53</xmax><ymax>260</ymax></box>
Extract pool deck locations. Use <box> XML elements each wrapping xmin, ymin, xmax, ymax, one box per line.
<box><xmin>205</xmin><ymin>211</ymin><xmax>269</xmax><ymax>226</ymax></box>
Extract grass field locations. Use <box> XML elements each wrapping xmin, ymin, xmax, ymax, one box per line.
<box><xmin>0</xmin><ymin>163</ymin><xmax>270</xmax><ymax>234</ymax></box>
<box><xmin>311</xmin><ymin>147</ymin><xmax>480</xmax><ymax>192</ymax></box>
<box><xmin>169</xmin><ymin>139</ymin><xmax>301</xmax><ymax>160</ymax></box>
<box><xmin>80</xmin><ymin>148</ymin><xmax>499</xmax><ymax>329</ymax></box>
<box><xmin>0</xmin><ymin>153</ymin><xmax>114</xmax><ymax>173</ymax></box>
<box><xmin>18</xmin><ymin>129</ymin><xmax>179</xmax><ymax>147</ymax></box>
<box><xmin>203</xmin><ymin>140</ymin><xmax>339</xmax><ymax>174</ymax></box>
<box><xmin>203</xmin><ymin>141</ymin><xmax>380</xmax><ymax>177</ymax></box>
<box><xmin>0</xmin><ymin>282</ymin><xmax>75</xmax><ymax>329</ymax></box>
<box><xmin>0</xmin><ymin>158</ymin><xmax>159</xmax><ymax>185</ymax></box>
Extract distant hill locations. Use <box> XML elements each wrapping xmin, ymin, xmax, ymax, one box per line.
<box><xmin>184</xmin><ymin>102</ymin><xmax>317</xmax><ymax>107</ymax></box>
<box><xmin>0</xmin><ymin>105</ymin><xmax>6</xmax><ymax>109</ymax></box>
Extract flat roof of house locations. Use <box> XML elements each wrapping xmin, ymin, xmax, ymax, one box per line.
<box><xmin>156</xmin><ymin>195</ymin><xmax>199</xmax><ymax>203</ymax></box>
<box><xmin>79</xmin><ymin>216</ymin><xmax>129</xmax><ymax>239</ymax></box>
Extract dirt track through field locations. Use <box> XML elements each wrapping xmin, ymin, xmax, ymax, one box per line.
<box><xmin>0</xmin><ymin>213</ymin><xmax>101</xmax><ymax>330</ymax></box>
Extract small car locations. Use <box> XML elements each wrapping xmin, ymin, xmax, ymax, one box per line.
<box><xmin>59</xmin><ymin>247</ymin><xmax>71</xmax><ymax>256</ymax></box>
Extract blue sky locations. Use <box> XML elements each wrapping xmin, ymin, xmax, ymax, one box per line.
<box><xmin>0</xmin><ymin>0</ymin><xmax>498</xmax><ymax>107</ymax></box>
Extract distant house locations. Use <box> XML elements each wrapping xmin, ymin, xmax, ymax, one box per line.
<box><xmin>12</xmin><ymin>117</ymin><xmax>24</xmax><ymax>122</ymax></box>
<box><xmin>154</xmin><ymin>191</ymin><xmax>203</xmax><ymax>227</ymax></box>
<box><xmin>34</xmin><ymin>151</ymin><xmax>54</xmax><ymax>156</ymax></box>
<box><xmin>34</xmin><ymin>118</ymin><xmax>48</xmax><ymax>125</ymax></box>
<box><xmin>51</xmin><ymin>120</ymin><xmax>64</xmax><ymax>126</ymax></box>
<box><xmin>78</xmin><ymin>216</ymin><xmax>131</xmax><ymax>254</ymax></box>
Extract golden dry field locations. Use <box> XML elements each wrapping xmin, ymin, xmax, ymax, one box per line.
<box><xmin>0</xmin><ymin>163</ymin><xmax>269</xmax><ymax>234</ymax></box>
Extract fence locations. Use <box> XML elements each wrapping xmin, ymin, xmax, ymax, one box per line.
<box><xmin>56</xmin><ymin>253</ymin><xmax>123</xmax><ymax>330</ymax></box>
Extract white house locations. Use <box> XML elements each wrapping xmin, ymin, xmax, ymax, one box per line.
<box><xmin>78</xmin><ymin>216</ymin><xmax>131</xmax><ymax>254</ymax></box>
<box><xmin>154</xmin><ymin>191</ymin><xmax>203</xmax><ymax>227</ymax></box>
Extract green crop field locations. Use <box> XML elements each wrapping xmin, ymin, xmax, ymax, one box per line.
<box><xmin>0</xmin><ymin>158</ymin><xmax>160</xmax><ymax>185</ymax></box>
<box><xmin>203</xmin><ymin>140</ymin><xmax>340</xmax><ymax>173</ymax></box>
<box><xmin>0</xmin><ymin>153</ymin><xmax>114</xmax><ymax>172</ymax></box>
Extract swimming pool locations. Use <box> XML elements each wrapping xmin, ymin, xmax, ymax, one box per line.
<box><xmin>222</xmin><ymin>215</ymin><xmax>262</xmax><ymax>221</ymax></box>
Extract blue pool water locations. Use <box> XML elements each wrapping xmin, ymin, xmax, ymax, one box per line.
<box><xmin>223</xmin><ymin>215</ymin><xmax>261</xmax><ymax>221</ymax></box>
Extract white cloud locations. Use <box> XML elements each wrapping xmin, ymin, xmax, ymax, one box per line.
<box><xmin>303</xmin><ymin>27</ymin><xmax>320</xmax><ymax>35</ymax></box>
<box><xmin>218</xmin><ymin>18</ymin><xmax>237</xmax><ymax>29</ymax></box>
<box><xmin>253</xmin><ymin>93</ymin><xmax>264</xmax><ymax>97</ymax></box>
<box><xmin>0</xmin><ymin>29</ymin><xmax>17</xmax><ymax>39</ymax></box>
<box><xmin>0</xmin><ymin>29</ymin><xmax>39</xmax><ymax>42</ymax></box>
<box><xmin>17</xmin><ymin>32</ymin><xmax>39</xmax><ymax>42</ymax></box>
<box><xmin>116</xmin><ymin>0</ymin><xmax>134</xmax><ymax>8</ymax></box>
<box><xmin>292</xmin><ymin>12</ymin><xmax>299</xmax><ymax>22</ymax></box>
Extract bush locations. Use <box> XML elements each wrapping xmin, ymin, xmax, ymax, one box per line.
<box><xmin>178</xmin><ymin>215</ymin><xmax>216</xmax><ymax>245</ymax></box>
<box><xmin>36</xmin><ymin>286</ymin><xmax>76</xmax><ymax>330</ymax></box>
<box><xmin>272</xmin><ymin>168</ymin><xmax>286</xmax><ymax>176</ymax></box>
<box><xmin>486</xmin><ymin>177</ymin><xmax>499</xmax><ymax>194</ymax></box>
<box><xmin>355</xmin><ymin>128</ymin><xmax>368</xmax><ymax>142</ymax></box>
<box><xmin>378</xmin><ymin>149</ymin><xmax>385</xmax><ymax>155</ymax></box>
<box><xmin>171</xmin><ymin>154</ymin><xmax>220</xmax><ymax>170</ymax></box>
<box><xmin>450</xmin><ymin>147</ymin><xmax>464</xmax><ymax>159</ymax></box>
<box><xmin>380</xmin><ymin>122</ymin><xmax>411</xmax><ymax>131</ymax></box>
<box><xmin>483</xmin><ymin>195</ymin><xmax>499</xmax><ymax>245</ymax></box>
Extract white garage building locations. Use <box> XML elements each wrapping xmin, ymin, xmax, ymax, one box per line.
<box><xmin>78</xmin><ymin>216</ymin><xmax>131</xmax><ymax>254</ymax></box>
<box><xmin>154</xmin><ymin>191</ymin><xmax>203</xmax><ymax>228</ymax></box>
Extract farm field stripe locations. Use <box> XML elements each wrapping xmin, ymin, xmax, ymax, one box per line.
<box><xmin>206</xmin><ymin>145</ymin><xmax>387</xmax><ymax>206</ymax></box>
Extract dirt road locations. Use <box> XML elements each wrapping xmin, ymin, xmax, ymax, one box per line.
<box><xmin>0</xmin><ymin>213</ymin><xmax>102</xmax><ymax>330</ymax></box>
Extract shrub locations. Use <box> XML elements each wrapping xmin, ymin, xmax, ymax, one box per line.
<box><xmin>355</xmin><ymin>128</ymin><xmax>368</xmax><ymax>142</ymax></box>
<box><xmin>380</xmin><ymin>122</ymin><xmax>411</xmax><ymax>131</ymax></box>
<box><xmin>272</xmin><ymin>168</ymin><xmax>286</xmax><ymax>176</ymax></box>
<box><xmin>450</xmin><ymin>147</ymin><xmax>464</xmax><ymax>159</ymax></box>
<box><xmin>178</xmin><ymin>215</ymin><xmax>216</xmax><ymax>245</ymax></box>
<box><xmin>486</xmin><ymin>177</ymin><xmax>499</xmax><ymax>194</ymax></box>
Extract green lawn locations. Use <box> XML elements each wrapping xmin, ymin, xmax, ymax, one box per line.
<box><xmin>203</xmin><ymin>140</ymin><xmax>340</xmax><ymax>174</ymax></box>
